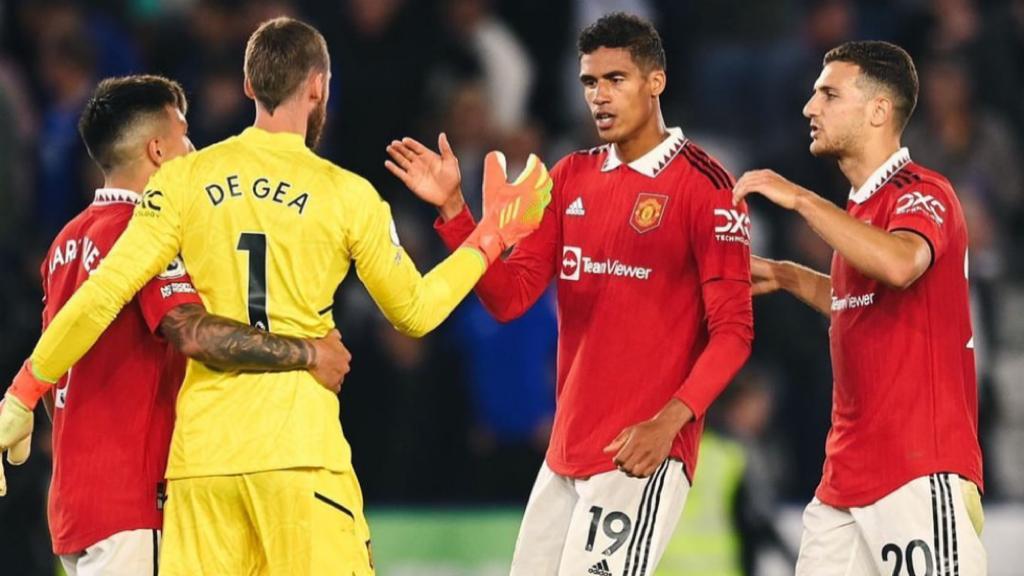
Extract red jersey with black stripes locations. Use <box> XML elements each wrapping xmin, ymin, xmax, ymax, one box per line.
<box><xmin>42</xmin><ymin>188</ymin><xmax>202</xmax><ymax>554</ymax></box>
<box><xmin>435</xmin><ymin>128</ymin><xmax>753</xmax><ymax>479</ymax></box>
<box><xmin>818</xmin><ymin>148</ymin><xmax>983</xmax><ymax>507</ymax></box>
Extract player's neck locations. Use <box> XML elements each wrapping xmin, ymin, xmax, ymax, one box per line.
<box><xmin>252</xmin><ymin>104</ymin><xmax>309</xmax><ymax>141</ymax></box>
<box><xmin>103</xmin><ymin>168</ymin><xmax>149</xmax><ymax>195</ymax></box>
<box><xmin>613</xmin><ymin>115</ymin><xmax>669</xmax><ymax>164</ymax></box>
<box><xmin>838</xmin><ymin>137</ymin><xmax>902</xmax><ymax>191</ymax></box>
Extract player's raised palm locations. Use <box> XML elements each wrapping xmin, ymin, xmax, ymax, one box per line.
<box><xmin>385</xmin><ymin>133</ymin><xmax>461</xmax><ymax>207</ymax></box>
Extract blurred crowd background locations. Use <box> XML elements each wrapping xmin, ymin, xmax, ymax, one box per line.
<box><xmin>1</xmin><ymin>0</ymin><xmax>1022</xmax><ymax>574</ymax></box>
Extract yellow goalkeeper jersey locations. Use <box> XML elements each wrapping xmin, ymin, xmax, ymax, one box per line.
<box><xmin>30</xmin><ymin>126</ymin><xmax>485</xmax><ymax>478</ymax></box>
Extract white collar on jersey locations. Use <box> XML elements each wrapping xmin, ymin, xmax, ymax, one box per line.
<box><xmin>601</xmin><ymin>127</ymin><xmax>687</xmax><ymax>178</ymax></box>
<box><xmin>93</xmin><ymin>188</ymin><xmax>142</xmax><ymax>206</ymax></box>
<box><xmin>848</xmin><ymin>147</ymin><xmax>911</xmax><ymax>205</ymax></box>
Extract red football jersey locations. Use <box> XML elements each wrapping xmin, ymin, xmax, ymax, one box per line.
<box><xmin>42</xmin><ymin>188</ymin><xmax>202</xmax><ymax>554</ymax></box>
<box><xmin>437</xmin><ymin>129</ymin><xmax>753</xmax><ymax>479</ymax></box>
<box><xmin>818</xmin><ymin>148</ymin><xmax>983</xmax><ymax>507</ymax></box>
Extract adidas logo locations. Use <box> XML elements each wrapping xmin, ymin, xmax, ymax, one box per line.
<box><xmin>566</xmin><ymin>196</ymin><xmax>586</xmax><ymax>216</ymax></box>
<box><xmin>588</xmin><ymin>559</ymin><xmax>613</xmax><ymax>576</ymax></box>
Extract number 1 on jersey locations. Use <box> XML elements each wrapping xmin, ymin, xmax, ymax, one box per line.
<box><xmin>237</xmin><ymin>232</ymin><xmax>269</xmax><ymax>330</ymax></box>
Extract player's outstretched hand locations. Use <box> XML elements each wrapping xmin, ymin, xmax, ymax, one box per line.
<box><xmin>464</xmin><ymin>151</ymin><xmax>553</xmax><ymax>264</ymax></box>
<box><xmin>751</xmin><ymin>255</ymin><xmax>783</xmax><ymax>295</ymax></box>
<box><xmin>732</xmin><ymin>169</ymin><xmax>811</xmax><ymax>210</ymax></box>
<box><xmin>309</xmin><ymin>329</ymin><xmax>351</xmax><ymax>394</ymax></box>
<box><xmin>386</xmin><ymin>133</ymin><xmax>463</xmax><ymax>209</ymax></box>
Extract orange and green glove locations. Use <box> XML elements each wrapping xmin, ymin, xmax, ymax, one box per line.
<box><xmin>0</xmin><ymin>361</ymin><xmax>48</xmax><ymax>496</ymax></box>
<box><xmin>463</xmin><ymin>151</ymin><xmax>553</xmax><ymax>264</ymax></box>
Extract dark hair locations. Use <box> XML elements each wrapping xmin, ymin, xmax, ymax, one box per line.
<box><xmin>78</xmin><ymin>75</ymin><xmax>187</xmax><ymax>172</ymax></box>
<box><xmin>824</xmin><ymin>40</ymin><xmax>919</xmax><ymax>130</ymax></box>
<box><xmin>244</xmin><ymin>17</ymin><xmax>330</xmax><ymax>114</ymax></box>
<box><xmin>577</xmin><ymin>12</ymin><xmax>666</xmax><ymax>72</ymax></box>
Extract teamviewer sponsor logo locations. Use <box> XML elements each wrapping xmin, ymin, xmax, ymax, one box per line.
<box><xmin>831</xmin><ymin>291</ymin><xmax>876</xmax><ymax>312</ymax></box>
<box><xmin>588</xmin><ymin>559</ymin><xmax>613</xmax><ymax>576</ymax></box>
<box><xmin>560</xmin><ymin>246</ymin><xmax>653</xmax><ymax>281</ymax></box>
<box><xmin>713</xmin><ymin>209</ymin><xmax>750</xmax><ymax>245</ymax></box>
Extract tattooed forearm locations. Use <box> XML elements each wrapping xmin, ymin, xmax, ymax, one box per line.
<box><xmin>160</xmin><ymin>304</ymin><xmax>316</xmax><ymax>372</ymax></box>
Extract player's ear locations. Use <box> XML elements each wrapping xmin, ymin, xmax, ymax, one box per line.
<box><xmin>870</xmin><ymin>95</ymin><xmax>892</xmax><ymax>128</ymax></box>
<box><xmin>648</xmin><ymin>68</ymin><xmax>666</xmax><ymax>98</ymax></box>
<box><xmin>309</xmin><ymin>71</ymin><xmax>326</xmax><ymax>104</ymax></box>
<box><xmin>146</xmin><ymin>137</ymin><xmax>165</xmax><ymax>167</ymax></box>
<box><xmin>243</xmin><ymin>77</ymin><xmax>256</xmax><ymax>101</ymax></box>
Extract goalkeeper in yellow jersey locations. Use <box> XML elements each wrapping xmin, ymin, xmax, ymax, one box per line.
<box><xmin>0</xmin><ymin>16</ymin><xmax>551</xmax><ymax>576</ymax></box>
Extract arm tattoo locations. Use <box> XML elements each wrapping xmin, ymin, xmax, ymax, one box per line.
<box><xmin>160</xmin><ymin>303</ymin><xmax>315</xmax><ymax>372</ymax></box>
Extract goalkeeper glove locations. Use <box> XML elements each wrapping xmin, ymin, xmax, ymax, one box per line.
<box><xmin>0</xmin><ymin>361</ymin><xmax>46</xmax><ymax>496</ymax></box>
<box><xmin>463</xmin><ymin>151</ymin><xmax>553</xmax><ymax>264</ymax></box>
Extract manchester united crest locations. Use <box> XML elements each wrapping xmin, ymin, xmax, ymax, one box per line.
<box><xmin>630</xmin><ymin>193</ymin><xmax>669</xmax><ymax>234</ymax></box>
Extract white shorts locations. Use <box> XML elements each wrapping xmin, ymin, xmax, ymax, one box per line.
<box><xmin>796</xmin><ymin>473</ymin><xmax>986</xmax><ymax>576</ymax></box>
<box><xmin>511</xmin><ymin>459</ymin><xmax>690</xmax><ymax>576</ymax></box>
<box><xmin>60</xmin><ymin>529</ymin><xmax>161</xmax><ymax>576</ymax></box>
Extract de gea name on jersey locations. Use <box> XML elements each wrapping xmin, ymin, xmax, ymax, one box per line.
<box><xmin>203</xmin><ymin>174</ymin><xmax>310</xmax><ymax>215</ymax></box>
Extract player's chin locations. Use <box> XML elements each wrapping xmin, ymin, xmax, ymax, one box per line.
<box><xmin>595</xmin><ymin>125</ymin><xmax>619</xmax><ymax>143</ymax></box>
<box><xmin>808</xmin><ymin>139</ymin><xmax>835</xmax><ymax>158</ymax></box>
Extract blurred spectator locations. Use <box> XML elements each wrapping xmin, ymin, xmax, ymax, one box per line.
<box><xmin>974</xmin><ymin>0</ymin><xmax>1024</xmax><ymax>150</ymax></box>
<box><xmin>0</xmin><ymin>66</ymin><xmax>35</xmax><ymax>252</ymax></box>
<box><xmin>659</xmin><ymin>368</ymin><xmax>794</xmax><ymax>575</ymax></box>
<box><xmin>444</xmin><ymin>0</ymin><xmax>534</xmax><ymax>132</ymax></box>
<box><xmin>313</xmin><ymin>0</ymin><xmax>442</xmax><ymax>203</ymax></box>
<box><xmin>439</xmin><ymin>81</ymin><xmax>497</xmax><ymax>209</ymax></box>
<box><xmin>452</xmin><ymin>289</ymin><xmax>556</xmax><ymax>501</ymax></box>
<box><xmin>495</xmin><ymin>0</ymin><xmax>572</xmax><ymax>134</ymax></box>
<box><xmin>35</xmin><ymin>28</ymin><xmax>96</xmax><ymax>242</ymax></box>
<box><xmin>905</xmin><ymin>54</ymin><xmax>1023</xmax><ymax>276</ymax></box>
<box><xmin>187</xmin><ymin>54</ymin><xmax>250</xmax><ymax>147</ymax></box>
<box><xmin>338</xmin><ymin>214</ymin><xmax>477</xmax><ymax>503</ymax></box>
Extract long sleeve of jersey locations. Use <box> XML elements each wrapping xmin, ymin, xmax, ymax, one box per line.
<box><xmin>349</xmin><ymin>181</ymin><xmax>485</xmax><ymax>337</ymax></box>
<box><xmin>673</xmin><ymin>181</ymin><xmax>754</xmax><ymax>418</ymax></box>
<box><xmin>673</xmin><ymin>278</ymin><xmax>753</xmax><ymax>417</ymax></box>
<box><xmin>434</xmin><ymin>193</ymin><xmax>560</xmax><ymax>322</ymax></box>
<box><xmin>29</xmin><ymin>160</ymin><xmax>186</xmax><ymax>382</ymax></box>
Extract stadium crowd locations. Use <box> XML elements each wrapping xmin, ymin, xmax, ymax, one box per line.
<box><xmin>1</xmin><ymin>0</ymin><xmax>1022</xmax><ymax>573</ymax></box>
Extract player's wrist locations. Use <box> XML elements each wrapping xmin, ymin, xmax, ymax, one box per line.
<box><xmin>305</xmin><ymin>339</ymin><xmax>319</xmax><ymax>370</ymax></box>
<box><xmin>463</xmin><ymin>229</ymin><xmax>502</xmax><ymax>265</ymax></box>
<box><xmin>792</xmin><ymin>186</ymin><xmax>821</xmax><ymax>217</ymax></box>
<box><xmin>773</xmin><ymin>260</ymin><xmax>801</xmax><ymax>294</ymax></box>
<box><xmin>653</xmin><ymin>398</ymin><xmax>694</xmax><ymax>432</ymax></box>
<box><xmin>438</xmin><ymin>193</ymin><xmax>466</xmax><ymax>222</ymax></box>
<box><xmin>8</xmin><ymin>360</ymin><xmax>53</xmax><ymax>410</ymax></box>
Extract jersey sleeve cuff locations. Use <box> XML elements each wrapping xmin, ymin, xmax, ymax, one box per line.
<box><xmin>889</xmin><ymin>226</ymin><xmax>938</xmax><ymax>269</ymax></box>
<box><xmin>434</xmin><ymin>205</ymin><xmax>476</xmax><ymax>252</ymax></box>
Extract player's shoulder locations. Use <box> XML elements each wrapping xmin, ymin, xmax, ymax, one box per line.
<box><xmin>175</xmin><ymin>132</ymin><xmax>275</xmax><ymax>178</ymax></box>
<box><xmin>896</xmin><ymin>162</ymin><xmax>955</xmax><ymax>195</ymax></box>
<box><xmin>325</xmin><ymin>160</ymin><xmax>374</xmax><ymax>192</ymax></box>
<box><xmin>886</xmin><ymin>162</ymin><xmax>959</xmax><ymax>212</ymax></box>
<box><xmin>47</xmin><ymin>204</ymin><xmax>128</xmax><ymax>261</ymax></box>
<box><xmin>677</xmin><ymin>139</ymin><xmax>735</xmax><ymax>192</ymax></box>
<box><xmin>48</xmin><ymin>210</ymin><xmax>90</xmax><ymax>253</ymax></box>
<box><xmin>313</xmin><ymin>160</ymin><xmax>380</xmax><ymax>207</ymax></box>
<box><xmin>555</xmin><ymin>144</ymin><xmax>610</xmax><ymax>174</ymax></box>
